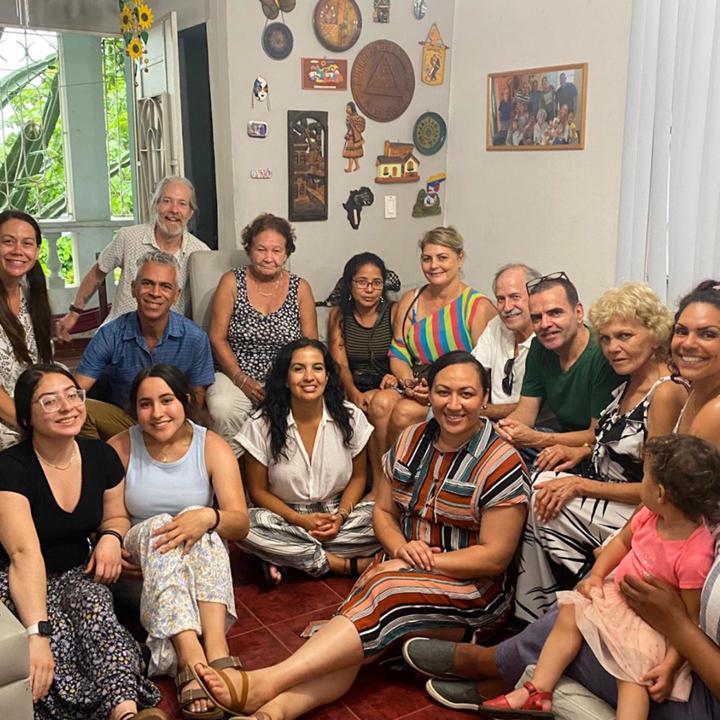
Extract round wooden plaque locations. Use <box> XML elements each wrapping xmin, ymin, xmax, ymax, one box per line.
<box><xmin>351</xmin><ymin>40</ymin><xmax>415</xmax><ymax>122</ymax></box>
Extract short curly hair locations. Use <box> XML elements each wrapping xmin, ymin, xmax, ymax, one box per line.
<box><xmin>588</xmin><ymin>282</ymin><xmax>673</xmax><ymax>347</ymax></box>
<box><xmin>644</xmin><ymin>434</ymin><xmax>720</xmax><ymax>526</ymax></box>
<box><xmin>240</xmin><ymin>213</ymin><xmax>296</xmax><ymax>256</ymax></box>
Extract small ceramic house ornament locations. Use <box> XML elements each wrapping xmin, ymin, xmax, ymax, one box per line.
<box><xmin>419</xmin><ymin>23</ymin><xmax>449</xmax><ymax>86</ymax></box>
<box><xmin>375</xmin><ymin>141</ymin><xmax>420</xmax><ymax>183</ymax></box>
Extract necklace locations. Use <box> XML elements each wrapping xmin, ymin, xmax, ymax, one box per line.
<box><xmin>35</xmin><ymin>442</ymin><xmax>77</xmax><ymax>471</ymax></box>
<box><xmin>250</xmin><ymin>268</ymin><xmax>283</xmax><ymax>297</ymax></box>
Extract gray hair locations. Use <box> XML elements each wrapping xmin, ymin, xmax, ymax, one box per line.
<box><xmin>150</xmin><ymin>175</ymin><xmax>198</xmax><ymax>215</ymax></box>
<box><xmin>134</xmin><ymin>250</ymin><xmax>179</xmax><ymax>283</ymax></box>
<box><xmin>492</xmin><ymin>263</ymin><xmax>541</xmax><ymax>294</ymax></box>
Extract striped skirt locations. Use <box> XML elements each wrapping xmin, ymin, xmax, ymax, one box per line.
<box><xmin>337</xmin><ymin>559</ymin><xmax>512</xmax><ymax>657</ymax></box>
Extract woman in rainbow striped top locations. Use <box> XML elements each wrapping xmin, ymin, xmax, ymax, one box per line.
<box><xmin>367</xmin><ymin>226</ymin><xmax>496</xmax><ymax>485</ymax></box>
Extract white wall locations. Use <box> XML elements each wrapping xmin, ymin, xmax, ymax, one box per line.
<box><xmin>446</xmin><ymin>0</ymin><xmax>632</xmax><ymax>305</ymax></box>
<box><xmin>207</xmin><ymin>0</ymin><xmax>457</xmax><ymax>303</ymax></box>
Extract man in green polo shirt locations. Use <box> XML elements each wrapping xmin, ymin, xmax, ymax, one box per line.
<box><xmin>496</xmin><ymin>272</ymin><xmax>623</xmax><ymax>457</ymax></box>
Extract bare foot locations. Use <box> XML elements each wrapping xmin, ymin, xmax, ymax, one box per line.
<box><xmin>268</xmin><ymin>564</ymin><xmax>282</xmax><ymax>585</ymax></box>
<box><xmin>195</xmin><ymin>664</ymin><xmax>264</xmax><ymax>715</ymax></box>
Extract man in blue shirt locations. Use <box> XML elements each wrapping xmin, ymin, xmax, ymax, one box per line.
<box><xmin>76</xmin><ymin>250</ymin><xmax>215</xmax><ymax>439</ymax></box>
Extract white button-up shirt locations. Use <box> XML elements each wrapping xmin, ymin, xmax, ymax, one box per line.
<box><xmin>235</xmin><ymin>401</ymin><xmax>373</xmax><ymax>504</ymax></box>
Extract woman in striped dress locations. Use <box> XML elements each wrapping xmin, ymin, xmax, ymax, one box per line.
<box><xmin>367</xmin><ymin>226</ymin><xmax>496</xmax><ymax>484</ymax></box>
<box><xmin>192</xmin><ymin>351</ymin><xmax>530</xmax><ymax>719</ymax></box>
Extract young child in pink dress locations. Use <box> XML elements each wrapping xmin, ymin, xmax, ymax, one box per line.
<box><xmin>481</xmin><ymin>434</ymin><xmax>720</xmax><ymax>720</ymax></box>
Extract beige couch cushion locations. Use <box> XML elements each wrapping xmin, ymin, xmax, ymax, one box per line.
<box><xmin>0</xmin><ymin>603</ymin><xmax>32</xmax><ymax>718</ymax></box>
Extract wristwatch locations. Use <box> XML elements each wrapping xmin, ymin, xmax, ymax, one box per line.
<box><xmin>26</xmin><ymin>620</ymin><xmax>53</xmax><ymax>637</ymax></box>
<box><xmin>68</xmin><ymin>303</ymin><xmax>83</xmax><ymax>315</ymax></box>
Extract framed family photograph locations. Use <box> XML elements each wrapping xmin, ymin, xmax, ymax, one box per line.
<box><xmin>487</xmin><ymin>63</ymin><xmax>587</xmax><ymax>151</ymax></box>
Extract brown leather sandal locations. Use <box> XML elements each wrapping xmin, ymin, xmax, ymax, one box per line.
<box><xmin>176</xmin><ymin>665</ymin><xmax>224</xmax><ymax>720</ymax></box>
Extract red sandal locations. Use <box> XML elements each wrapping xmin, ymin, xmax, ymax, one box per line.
<box><xmin>479</xmin><ymin>681</ymin><xmax>553</xmax><ymax>718</ymax></box>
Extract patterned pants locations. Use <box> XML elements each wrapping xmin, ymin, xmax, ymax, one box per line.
<box><xmin>514</xmin><ymin>470</ymin><xmax>635</xmax><ymax>622</ymax></box>
<box><xmin>0</xmin><ymin>565</ymin><xmax>160</xmax><ymax>720</ymax></box>
<box><xmin>238</xmin><ymin>498</ymin><xmax>380</xmax><ymax>576</ymax></box>
<box><xmin>125</xmin><ymin>510</ymin><xmax>237</xmax><ymax>677</ymax></box>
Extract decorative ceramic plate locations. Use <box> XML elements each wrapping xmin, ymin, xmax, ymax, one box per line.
<box><xmin>413</xmin><ymin>111</ymin><xmax>447</xmax><ymax>155</ymax></box>
<box><xmin>262</xmin><ymin>22</ymin><xmax>293</xmax><ymax>60</ymax></box>
<box><xmin>313</xmin><ymin>0</ymin><xmax>362</xmax><ymax>52</ymax></box>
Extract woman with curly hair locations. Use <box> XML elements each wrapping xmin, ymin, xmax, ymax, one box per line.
<box><xmin>512</xmin><ymin>282</ymin><xmax>688</xmax><ymax>622</ymax></box>
<box><xmin>206</xmin><ymin>213</ymin><xmax>318</xmax><ymax>448</ymax></box>
<box><xmin>234</xmin><ymin>338</ymin><xmax>379</xmax><ymax>585</ymax></box>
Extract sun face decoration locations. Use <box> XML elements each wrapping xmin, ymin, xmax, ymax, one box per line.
<box><xmin>118</xmin><ymin>1</ymin><xmax>154</xmax><ymax>70</ymax></box>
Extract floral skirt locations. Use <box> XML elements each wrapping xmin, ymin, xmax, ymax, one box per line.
<box><xmin>0</xmin><ymin>564</ymin><xmax>160</xmax><ymax>720</ymax></box>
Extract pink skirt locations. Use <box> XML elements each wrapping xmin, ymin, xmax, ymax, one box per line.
<box><xmin>557</xmin><ymin>580</ymin><xmax>692</xmax><ymax>702</ymax></box>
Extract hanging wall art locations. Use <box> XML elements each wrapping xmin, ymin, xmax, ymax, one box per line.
<box><xmin>301</xmin><ymin>57</ymin><xmax>348</xmax><ymax>90</ymax></box>
<box><xmin>419</xmin><ymin>23</ymin><xmax>448</xmax><ymax>85</ymax></box>
<box><xmin>343</xmin><ymin>187</ymin><xmax>374</xmax><ymax>229</ymax></box>
<box><xmin>287</xmin><ymin>110</ymin><xmax>328</xmax><ymax>221</ymax></box>
<box><xmin>313</xmin><ymin>0</ymin><xmax>362</xmax><ymax>52</ymax></box>
<box><xmin>412</xmin><ymin>172</ymin><xmax>446</xmax><ymax>217</ymax></box>
<box><xmin>375</xmin><ymin>141</ymin><xmax>420</xmax><ymax>183</ymax></box>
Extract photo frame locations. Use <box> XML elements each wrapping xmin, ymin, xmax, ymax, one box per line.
<box><xmin>487</xmin><ymin>63</ymin><xmax>587</xmax><ymax>151</ymax></box>
<box><xmin>287</xmin><ymin>110</ymin><xmax>328</xmax><ymax>222</ymax></box>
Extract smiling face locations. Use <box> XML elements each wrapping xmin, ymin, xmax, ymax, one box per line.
<box><xmin>597</xmin><ymin>315</ymin><xmax>656</xmax><ymax>377</ymax></box>
<box><xmin>131</xmin><ymin>261</ymin><xmax>180</xmax><ymax>321</ymax></box>
<box><xmin>430</xmin><ymin>362</ymin><xmax>487</xmax><ymax>444</ymax></box>
<box><xmin>136</xmin><ymin>376</ymin><xmax>187</xmax><ymax>442</ymax></box>
<box><xmin>0</xmin><ymin>218</ymin><xmax>39</xmax><ymax>283</ymax></box>
<box><xmin>249</xmin><ymin>229</ymin><xmax>288</xmax><ymax>280</ymax></box>
<box><xmin>420</xmin><ymin>243</ymin><xmax>463</xmax><ymax>287</ymax></box>
<box><xmin>671</xmin><ymin>302</ymin><xmax>720</xmax><ymax>385</ymax></box>
<box><xmin>153</xmin><ymin>181</ymin><xmax>193</xmax><ymax>238</ymax></box>
<box><xmin>494</xmin><ymin>268</ymin><xmax>532</xmax><ymax>336</ymax></box>
<box><xmin>287</xmin><ymin>346</ymin><xmax>328</xmax><ymax>404</ymax></box>
<box><xmin>351</xmin><ymin>262</ymin><xmax>384</xmax><ymax>311</ymax></box>
<box><xmin>30</xmin><ymin>373</ymin><xmax>86</xmax><ymax>439</ymax></box>
<box><xmin>529</xmin><ymin>285</ymin><xmax>583</xmax><ymax>353</ymax></box>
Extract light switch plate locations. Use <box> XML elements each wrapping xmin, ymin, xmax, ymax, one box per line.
<box><xmin>384</xmin><ymin>195</ymin><xmax>397</xmax><ymax>219</ymax></box>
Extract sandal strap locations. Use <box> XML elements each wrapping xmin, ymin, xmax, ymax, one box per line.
<box><xmin>215</xmin><ymin>667</ymin><xmax>249</xmax><ymax>711</ymax></box>
<box><xmin>522</xmin><ymin>680</ymin><xmax>553</xmax><ymax>709</ymax></box>
<box><xmin>180</xmin><ymin>687</ymin><xmax>211</xmax><ymax>708</ymax></box>
<box><xmin>209</xmin><ymin>655</ymin><xmax>243</xmax><ymax>671</ymax></box>
<box><xmin>176</xmin><ymin>665</ymin><xmax>195</xmax><ymax>688</ymax></box>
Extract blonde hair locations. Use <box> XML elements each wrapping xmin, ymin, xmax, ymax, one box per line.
<box><xmin>589</xmin><ymin>282</ymin><xmax>673</xmax><ymax>347</ymax></box>
<box><xmin>417</xmin><ymin>225</ymin><xmax>464</xmax><ymax>255</ymax></box>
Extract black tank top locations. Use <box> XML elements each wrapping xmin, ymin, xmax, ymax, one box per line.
<box><xmin>342</xmin><ymin>301</ymin><xmax>393</xmax><ymax>391</ymax></box>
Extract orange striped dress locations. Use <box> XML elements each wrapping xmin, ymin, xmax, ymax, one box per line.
<box><xmin>337</xmin><ymin>419</ymin><xmax>529</xmax><ymax>656</ymax></box>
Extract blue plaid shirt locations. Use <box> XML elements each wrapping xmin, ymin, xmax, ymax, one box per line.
<box><xmin>76</xmin><ymin>311</ymin><xmax>215</xmax><ymax>409</ymax></box>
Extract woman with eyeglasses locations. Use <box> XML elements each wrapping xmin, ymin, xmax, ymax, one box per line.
<box><xmin>328</xmin><ymin>253</ymin><xmax>398</xmax><ymax>412</ymax></box>
<box><xmin>508</xmin><ymin>283</ymin><xmax>687</xmax><ymax>622</ymax></box>
<box><xmin>367</xmin><ymin>227</ymin><xmax>496</xmax><ymax>484</ymax></box>
<box><xmin>0</xmin><ymin>364</ymin><xmax>165</xmax><ymax>720</ymax></box>
<box><xmin>0</xmin><ymin>210</ymin><xmax>53</xmax><ymax>450</ymax></box>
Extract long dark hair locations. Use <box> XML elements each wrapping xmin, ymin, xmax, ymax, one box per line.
<box><xmin>259</xmin><ymin>338</ymin><xmax>352</xmax><ymax>462</ymax></box>
<box><xmin>338</xmin><ymin>252</ymin><xmax>389</xmax><ymax>320</ymax></box>
<box><xmin>128</xmin><ymin>364</ymin><xmax>196</xmax><ymax>422</ymax></box>
<box><xmin>15</xmin><ymin>363</ymin><xmax>80</xmax><ymax>437</ymax></box>
<box><xmin>0</xmin><ymin>210</ymin><xmax>52</xmax><ymax>365</ymax></box>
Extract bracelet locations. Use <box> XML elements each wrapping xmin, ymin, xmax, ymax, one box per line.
<box><xmin>98</xmin><ymin>529</ymin><xmax>124</xmax><ymax>548</ymax></box>
<box><xmin>232</xmin><ymin>371</ymin><xmax>248</xmax><ymax>390</ymax></box>
<box><xmin>68</xmin><ymin>303</ymin><xmax>84</xmax><ymax>315</ymax></box>
<box><xmin>338</xmin><ymin>504</ymin><xmax>353</xmax><ymax>522</ymax></box>
<box><xmin>207</xmin><ymin>507</ymin><xmax>221</xmax><ymax>533</ymax></box>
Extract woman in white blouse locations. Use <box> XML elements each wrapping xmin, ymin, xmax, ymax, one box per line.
<box><xmin>235</xmin><ymin>339</ymin><xmax>379</xmax><ymax>585</ymax></box>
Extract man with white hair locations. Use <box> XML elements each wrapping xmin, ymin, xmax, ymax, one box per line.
<box><xmin>472</xmin><ymin>263</ymin><xmax>539</xmax><ymax>420</ymax></box>
<box><xmin>56</xmin><ymin>175</ymin><xmax>210</xmax><ymax>339</ymax></box>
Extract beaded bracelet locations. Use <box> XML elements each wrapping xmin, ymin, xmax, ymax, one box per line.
<box><xmin>99</xmin><ymin>529</ymin><xmax>124</xmax><ymax>548</ymax></box>
<box><xmin>207</xmin><ymin>507</ymin><xmax>221</xmax><ymax>533</ymax></box>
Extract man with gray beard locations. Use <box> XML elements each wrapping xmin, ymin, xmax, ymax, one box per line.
<box><xmin>472</xmin><ymin>263</ymin><xmax>539</xmax><ymax>420</ymax></box>
<box><xmin>56</xmin><ymin>175</ymin><xmax>210</xmax><ymax>340</ymax></box>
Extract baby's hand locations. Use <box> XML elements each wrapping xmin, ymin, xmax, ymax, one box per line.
<box><xmin>576</xmin><ymin>574</ymin><xmax>604</xmax><ymax>600</ymax></box>
<box><xmin>641</xmin><ymin>657</ymin><xmax>679</xmax><ymax>702</ymax></box>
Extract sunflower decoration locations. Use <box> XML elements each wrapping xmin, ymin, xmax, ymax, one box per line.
<box><xmin>118</xmin><ymin>0</ymin><xmax>155</xmax><ymax>70</ymax></box>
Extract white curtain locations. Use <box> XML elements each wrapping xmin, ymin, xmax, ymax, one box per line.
<box><xmin>616</xmin><ymin>0</ymin><xmax>720</xmax><ymax>305</ymax></box>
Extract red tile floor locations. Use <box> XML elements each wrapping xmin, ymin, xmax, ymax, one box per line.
<box><xmin>145</xmin><ymin>547</ymin><xmax>473</xmax><ymax>720</ymax></box>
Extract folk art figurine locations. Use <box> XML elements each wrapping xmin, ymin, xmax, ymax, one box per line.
<box><xmin>412</xmin><ymin>172</ymin><xmax>446</xmax><ymax>217</ymax></box>
<box><xmin>343</xmin><ymin>187</ymin><xmax>374</xmax><ymax>229</ymax></box>
<box><xmin>343</xmin><ymin>101</ymin><xmax>366</xmax><ymax>172</ymax></box>
<box><xmin>375</xmin><ymin>141</ymin><xmax>420</xmax><ymax>183</ymax></box>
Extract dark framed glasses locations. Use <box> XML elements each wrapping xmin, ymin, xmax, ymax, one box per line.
<box><xmin>501</xmin><ymin>358</ymin><xmax>515</xmax><ymax>396</ymax></box>
<box><xmin>526</xmin><ymin>271</ymin><xmax>570</xmax><ymax>292</ymax></box>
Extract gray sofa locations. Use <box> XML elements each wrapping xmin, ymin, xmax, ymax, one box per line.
<box><xmin>0</xmin><ymin>602</ymin><xmax>32</xmax><ymax>718</ymax></box>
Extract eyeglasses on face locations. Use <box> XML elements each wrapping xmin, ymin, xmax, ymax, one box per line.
<box><xmin>352</xmin><ymin>278</ymin><xmax>384</xmax><ymax>290</ymax></box>
<box><xmin>501</xmin><ymin>357</ymin><xmax>515</xmax><ymax>396</ymax></box>
<box><xmin>526</xmin><ymin>271</ymin><xmax>570</xmax><ymax>292</ymax></box>
<box><xmin>34</xmin><ymin>387</ymin><xmax>86</xmax><ymax>413</ymax></box>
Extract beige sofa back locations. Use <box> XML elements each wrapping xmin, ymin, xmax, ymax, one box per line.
<box><xmin>0</xmin><ymin>603</ymin><xmax>32</xmax><ymax>718</ymax></box>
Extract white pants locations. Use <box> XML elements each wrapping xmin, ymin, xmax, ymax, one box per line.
<box><xmin>206</xmin><ymin>371</ymin><xmax>254</xmax><ymax>454</ymax></box>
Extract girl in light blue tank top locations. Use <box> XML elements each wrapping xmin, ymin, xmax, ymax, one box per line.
<box><xmin>125</xmin><ymin>420</ymin><xmax>213</xmax><ymax>526</ymax></box>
